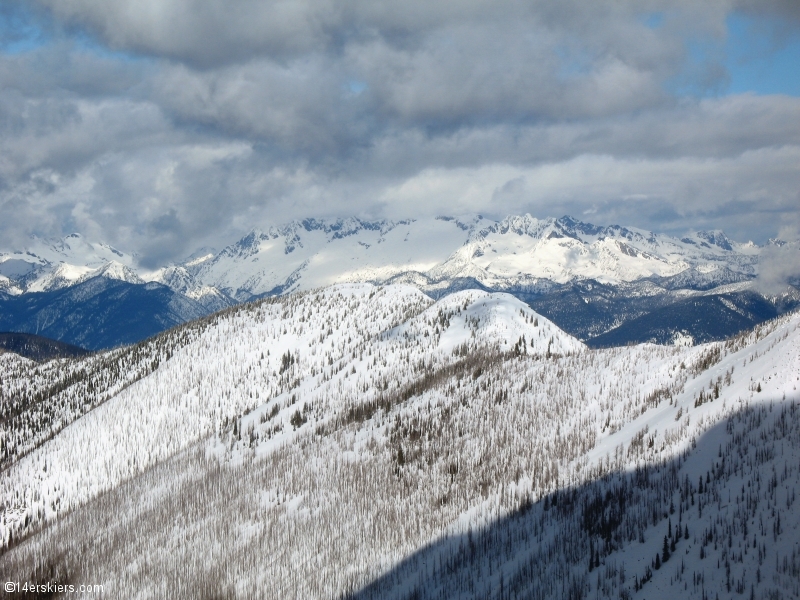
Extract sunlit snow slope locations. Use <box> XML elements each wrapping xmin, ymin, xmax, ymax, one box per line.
<box><xmin>0</xmin><ymin>284</ymin><xmax>798</xmax><ymax>600</ymax></box>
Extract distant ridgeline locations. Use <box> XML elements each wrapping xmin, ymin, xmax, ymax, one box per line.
<box><xmin>0</xmin><ymin>278</ymin><xmax>208</xmax><ymax>352</ymax></box>
<box><xmin>0</xmin><ymin>332</ymin><xmax>90</xmax><ymax>361</ymax></box>
<box><xmin>0</xmin><ymin>215</ymin><xmax>797</xmax><ymax>349</ymax></box>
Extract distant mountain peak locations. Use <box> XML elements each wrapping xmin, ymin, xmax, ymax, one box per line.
<box><xmin>696</xmin><ymin>229</ymin><xmax>733</xmax><ymax>251</ymax></box>
<box><xmin>84</xmin><ymin>261</ymin><xmax>143</xmax><ymax>285</ymax></box>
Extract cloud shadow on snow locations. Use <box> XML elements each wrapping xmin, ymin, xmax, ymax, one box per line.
<box><xmin>347</xmin><ymin>399</ymin><xmax>800</xmax><ymax>600</ymax></box>
<box><xmin>1</xmin><ymin>399</ymin><xmax>798</xmax><ymax>600</ymax></box>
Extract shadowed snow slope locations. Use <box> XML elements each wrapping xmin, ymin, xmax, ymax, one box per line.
<box><xmin>0</xmin><ymin>284</ymin><xmax>798</xmax><ymax>599</ymax></box>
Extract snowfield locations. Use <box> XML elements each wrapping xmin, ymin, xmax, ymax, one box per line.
<box><xmin>0</xmin><ymin>283</ymin><xmax>798</xmax><ymax>599</ymax></box>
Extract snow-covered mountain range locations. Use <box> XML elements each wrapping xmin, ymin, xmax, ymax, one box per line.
<box><xmin>1</xmin><ymin>283</ymin><xmax>798</xmax><ymax>599</ymax></box>
<box><xmin>0</xmin><ymin>233</ymin><xmax>229</xmax><ymax>312</ymax></box>
<box><xmin>0</xmin><ymin>215</ymin><xmax>767</xmax><ymax>298</ymax></box>
<box><xmin>180</xmin><ymin>215</ymin><xmax>768</xmax><ymax>300</ymax></box>
<box><xmin>0</xmin><ymin>215</ymin><xmax>796</xmax><ymax>349</ymax></box>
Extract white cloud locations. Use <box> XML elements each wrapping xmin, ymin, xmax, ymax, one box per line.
<box><xmin>755</xmin><ymin>244</ymin><xmax>800</xmax><ymax>294</ymax></box>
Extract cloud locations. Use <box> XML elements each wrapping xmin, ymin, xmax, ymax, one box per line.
<box><xmin>374</xmin><ymin>147</ymin><xmax>800</xmax><ymax>234</ymax></box>
<box><xmin>0</xmin><ymin>0</ymin><xmax>797</xmax><ymax>265</ymax></box>
<box><xmin>26</xmin><ymin>1</ymin><xmax>800</xmax><ymax>67</ymax></box>
<box><xmin>755</xmin><ymin>244</ymin><xmax>800</xmax><ymax>294</ymax></box>
<box><xmin>1</xmin><ymin>89</ymin><xmax>799</xmax><ymax>263</ymax></box>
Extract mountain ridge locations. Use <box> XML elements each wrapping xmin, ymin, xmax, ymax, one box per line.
<box><xmin>0</xmin><ymin>214</ymin><xmax>796</xmax><ymax>350</ymax></box>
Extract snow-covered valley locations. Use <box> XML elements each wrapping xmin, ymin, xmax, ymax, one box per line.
<box><xmin>0</xmin><ymin>284</ymin><xmax>798</xmax><ymax>599</ymax></box>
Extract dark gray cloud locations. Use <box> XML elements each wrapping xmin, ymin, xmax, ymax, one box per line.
<box><xmin>27</xmin><ymin>1</ymin><xmax>800</xmax><ymax>67</ymax></box>
<box><xmin>0</xmin><ymin>0</ymin><xmax>799</xmax><ymax>265</ymax></box>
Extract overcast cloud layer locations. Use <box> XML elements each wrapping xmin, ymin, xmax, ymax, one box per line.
<box><xmin>1</xmin><ymin>0</ymin><xmax>799</xmax><ymax>266</ymax></box>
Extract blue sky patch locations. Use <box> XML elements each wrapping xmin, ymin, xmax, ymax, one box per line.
<box><xmin>724</xmin><ymin>14</ymin><xmax>800</xmax><ymax>96</ymax></box>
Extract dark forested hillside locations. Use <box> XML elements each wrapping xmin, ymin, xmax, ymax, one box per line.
<box><xmin>0</xmin><ymin>278</ymin><xmax>207</xmax><ymax>350</ymax></box>
<box><xmin>0</xmin><ymin>332</ymin><xmax>90</xmax><ymax>361</ymax></box>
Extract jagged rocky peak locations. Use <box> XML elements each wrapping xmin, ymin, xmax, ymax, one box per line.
<box><xmin>695</xmin><ymin>229</ymin><xmax>733</xmax><ymax>251</ymax></box>
<box><xmin>221</xmin><ymin>229</ymin><xmax>269</xmax><ymax>258</ymax></box>
<box><xmin>300</xmin><ymin>216</ymin><xmax>382</xmax><ymax>237</ymax></box>
<box><xmin>26</xmin><ymin>263</ymin><xmax>94</xmax><ymax>293</ymax></box>
<box><xmin>482</xmin><ymin>214</ymin><xmax>553</xmax><ymax>238</ymax></box>
<box><xmin>284</xmin><ymin>216</ymin><xmax>412</xmax><ymax>240</ymax></box>
<box><xmin>554</xmin><ymin>215</ymin><xmax>605</xmax><ymax>237</ymax></box>
<box><xmin>189</xmin><ymin>213</ymin><xmax>773</xmax><ymax>299</ymax></box>
<box><xmin>41</xmin><ymin>232</ymin><xmax>130</xmax><ymax>264</ymax></box>
<box><xmin>475</xmin><ymin>214</ymin><xmax>642</xmax><ymax>244</ymax></box>
<box><xmin>46</xmin><ymin>232</ymin><xmax>87</xmax><ymax>254</ymax></box>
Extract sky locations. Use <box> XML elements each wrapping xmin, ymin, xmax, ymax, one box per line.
<box><xmin>0</xmin><ymin>1</ymin><xmax>799</xmax><ymax>267</ymax></box>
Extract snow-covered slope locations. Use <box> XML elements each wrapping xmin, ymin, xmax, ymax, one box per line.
<box><xmin>188</xmin><ymin>217</ymin><xmax>475</xmax><ymax>299</ymax></box>
<box><xmin>0</xmin><ymin>286</ymin><xmax>578</xmax><ymax>523</ymax></box>
<box><xmin>0</xmin><ymin>284</ymin><xmax>797</xmax><ymax>599</ymax></box>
